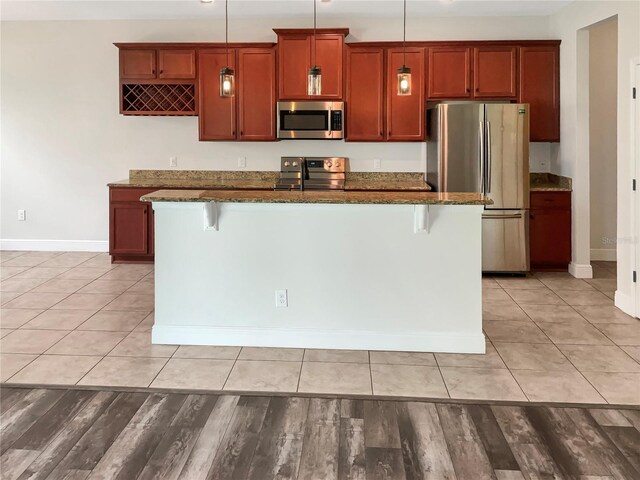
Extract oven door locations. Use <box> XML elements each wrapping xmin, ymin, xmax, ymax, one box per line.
<box><xmin>277</xmin><ymin>101</ymin><xmax>343</xmax><ymax>139</ymax></box>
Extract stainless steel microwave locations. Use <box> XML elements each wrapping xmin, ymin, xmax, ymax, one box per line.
<box><xmin>277</xmin><ymin>101</ymin><xmax>344</xmax><ymax>139</ymax></box>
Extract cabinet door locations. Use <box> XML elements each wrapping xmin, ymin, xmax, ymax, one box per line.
<box><xmin>386</xmin><ymin>48</ymin><xmax>425</xmax><ymax>141</ymax></box>
<box><xmin>198</xmin><ymin>49</ymin><xmax>237</xmax><ymax>141</ymax></box>
<box><xmin>238</xmin><ymin>48</ymin><xmax>276</xmax><ymax>141</ymax></box>
<box><xmin>110</xmin><ymin>203</ymin><xmax>149</xmax><ymax>255</ymax></box>
<box><xmin>346</xmin><ymin>47</ymin><xmax>385</xmax><ymax>141</ymax></box>
<box><xmin>158</xmin><ymin>49</ymin><xmax>196</xmax><ymax>79</ymax></box>
<box><xmin>278</xmin><ymin>35</ymin><xmax>311</xmax><ymax>100</ymax></box>
<box><xmin>313</xmin><ymin>34</ymin><xmax>344</xmax><ymax>99</ymax></box>
<box><xmin>120</xmin><ymin>49</ymin><xmax>157</xmax><ymax>79</ymax></box>
<box><xmin>530</xmin><ymin>208</ymin><xmax>571</xmax><ymax>268</ymax></box>
<box><xmin>474</xmin><ymin>46</ymin><xmax>517</xmax><ymax>98</ymax></box>
<box><xmin>519</xmin><ymin>46</ymin><xmax>560</xmax><ymax>142</ymax></box>
<box><xmin>428</xmin><ymin>47</ymin><xmax>472</xmax><ymax>99</ymax></box>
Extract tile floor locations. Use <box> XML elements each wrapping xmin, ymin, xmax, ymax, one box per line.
<box><xmin>1</xmin><ymin>252</ymin><xmax>639</xmax><ymax>405</ymax></box>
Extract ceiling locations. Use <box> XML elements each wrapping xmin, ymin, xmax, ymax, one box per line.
<box><xmin>1</xmin><ymin>0</ymin><xmax>573</xmax><ymax>21</ymax></box>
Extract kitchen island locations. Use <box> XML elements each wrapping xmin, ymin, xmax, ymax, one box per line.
<box><xmin>142</xmin><ymin>189</ymin><xmax>492</xmax><ymax>354</ymax></box>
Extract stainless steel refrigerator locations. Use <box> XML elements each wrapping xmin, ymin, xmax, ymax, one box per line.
<box><xmin>426</xmin><ymin>102</ymin><xmax>530</xmax><ymax>273</ymax></box>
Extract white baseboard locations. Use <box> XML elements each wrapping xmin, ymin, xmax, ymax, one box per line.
<box><xmin>0</xmin><ymin>239</ymin><xmax>108</xmax><ymax>252</ymax></box>
<box><xmin>152</xmin><ymin>325</ymin><xmax>487</xmax><ymax>354</ymax></box>
<box><xmin>615</xmin><ymin>290</ymin><xmax>638</xmax><ymax>318</ymax></box>
<box><xmin>591</xmin><ymin>248</ymin><xmax>617</xmax><ymax>261</ymax></box>
<box><xmin>569</xmin><ymin>262</ymin><xmax>593</xmax><ymax>279</ymax></box>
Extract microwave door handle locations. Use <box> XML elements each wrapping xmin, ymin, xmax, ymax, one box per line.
<box><xmin>328</xmin><ymin>107</ymin><xmax>332</xmax><ymax>134</ymax></box>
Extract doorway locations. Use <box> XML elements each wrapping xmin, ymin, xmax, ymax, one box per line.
<box><xmin>588</xmin><ymin>18</ymin><xmax>618</xmax><ymax>295</ymax></box>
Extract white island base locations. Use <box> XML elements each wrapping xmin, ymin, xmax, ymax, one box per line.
<box><xmin>151</xmin><ymin>200</ymin><xmax>486</xmax><ymax>354</ymax></box>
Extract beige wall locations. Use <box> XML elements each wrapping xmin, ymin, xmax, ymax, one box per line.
<box><xmin>0</xmin><ymin>15</ymin><xmax>553</xmax><ymax>244</ymax></box>
<box><xmin>589</xmin><ymin>18</ymin><xmax>618</xmax><ymax>261</ymax></box>
<box><xmin>550</xmin><ymin>0</ymin><xmax>640</xmax><ymax>315</ymax></box>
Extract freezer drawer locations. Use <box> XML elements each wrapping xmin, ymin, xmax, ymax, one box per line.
<box><xmin>482</xmin><ymin>210</ymin><xmax>529</xmax><ymax>273</ymax></box>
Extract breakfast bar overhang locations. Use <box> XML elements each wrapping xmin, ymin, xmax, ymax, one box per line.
<box><xmin>142</xmin><ymin>189</ymin><xmax>493</xmax><ymax>354</ymax></box>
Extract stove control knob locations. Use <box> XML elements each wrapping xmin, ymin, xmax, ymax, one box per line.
<box><xmin>326</xmin><ymin>161</ymin><xmax>333</xmax><ymax>168</ymax></box>
<box><xmin>335</xmin><ymin>161</ymin><xmax>341</xmax><ymax>168</ymax></box>
<box><xmin>292</xmin><ymin>161</ymin><xmax>298</xmax><ymax>167</ymax></box>
<box><xmin>284</xmin><ymin>161</ymin><xmax>290</xmax><ymax>167</ymax></box>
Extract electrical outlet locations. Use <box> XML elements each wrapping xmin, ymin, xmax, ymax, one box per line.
<box><xmin>169</xmin><ymin>156</ymin><xmax>178</xmax><ymax>167</ymax></box>
<box><xmin>275</xmin><ymin>289</ymin><xmax>288</xmax><ymax>307</ymax></box>
<box><xmin>237</xmin><ymin>156</ymin><xmax>247</xmax><ymax>168</ymax></box>
<box><xmin>373</xmin><ymin>158</ymin><xmax>381</xmax><ymax>169</ymax></box>
<box><xmin>17</xmin><ymin>210</ymin><xmax>26</xmax><ymax>221</ymax></box>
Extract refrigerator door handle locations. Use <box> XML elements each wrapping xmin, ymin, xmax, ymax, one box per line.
<box><xmin>478</xmin><ymin>121</ymin><xmax>485</xmax><ymax>193</ymax></box>
<box><xmin>486</xmin><ymin>121</ymin><xmax>492</xmax><ymax>194</ymax></box>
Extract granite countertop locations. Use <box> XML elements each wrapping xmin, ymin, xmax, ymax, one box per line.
<box><xmin>530</xmin><ymin>173</ymin><xmax>572</xmax><ymax>192</ymax></box>
<box><xmin>108</xmin><ymin>169</ymin><xmax>431</xmax><ymax>191</ymax></box>
<box><xmin>140</xmin><ymin>189</ymin><xmax>491</xmax><ymax>206</ymax></box>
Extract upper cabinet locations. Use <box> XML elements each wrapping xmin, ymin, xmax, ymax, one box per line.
<box><xmin>199</xmin><ymin>47</ymin><xmax>277</xmax><ymax>142</ymax></box>
<box><xmin>158</xmin><ymin>49</ymin><xmax>196</xmax><ymax>79</ymax></box>
<box><xmin>428</xmin><ymin>47</ymin><xmax>472</xmax><ymax>99</ymax></box>
<box><xmin>274</xmin><ymin>29</ymin><xmax>348</xmax><ymax>100</ymax></box>
<box><xmin>386</xmin><ymin>48</ymin><xmax>426</xmax><ymax>141</ymax></box>
<box><xmin>473</xmin><ymin>46</ymin><xmax>517</xmax><ymax>98</ymax></box>
<box><xmin>519</xmin><ymin>45</ymin><xmax>560</xmax><ymax>142</ymax></box>
<box><xmin>428</xmin><ymin>46</ymin><xmax>517</xmax><ymax>99</ymax></box>
<box><xmin>119</xmin><ymin>48</ymin><xmax>195</xmax><ymax>80</ymax></box>
<box><xmin>345</xmin><ymin>46</ymin><xmax>385</xmax><ymax>141</ymax></box>
<box><xmin>120</xmin><ymin>49</ymin><xmax>157</xmax><ymax>79</ymax></box>
<box><xmin>345</xmin><ymin>46</ymin><xmax>425</xmax><ymax>142</ymax></box>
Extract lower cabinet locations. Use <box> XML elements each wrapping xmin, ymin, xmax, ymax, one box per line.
<box><xmin>109</xmin><ymin>187</ymin><xmax>158</xmax><ymax>263</ymax></box>
<box><xmin>529</xmin><ymin>191</ymin><xmax>571</xmax><ymax>271</ymax></box>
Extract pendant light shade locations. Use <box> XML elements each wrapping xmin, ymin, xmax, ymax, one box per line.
<box><xmin>308</xmin><ymin>0</ymin><xmax>322</xmax><ymax>96</ymax></box>
<box><xmin>308</xmin><ymin>66</ymin><xmax>322</xmax><ymax>96</ymax></box>
<box><xmin>397</xmin><ymin>65</ymin><xmax>411</xmax><ymax>96</ymax></box>
<box><xmin>220</xmin><ymin>66</ymin><xmax>235</xmax><ymax>97</ymax></box>
<box><xmin>220</xmin><ymin>0</ymin><xmax>235</xmax><ymax>97</ymax></box>
<box><xmin>397</xmin><ymin>0</ymin><xmax>411</xmax><ymax>96</ymax></box>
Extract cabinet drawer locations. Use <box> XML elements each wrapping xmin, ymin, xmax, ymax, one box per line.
<box><xmin>110</xmin><ymin>187</ymin><xmax>158</xmax><ymax>203</ymax></box>
<box><xmin>530</xmin><ymin>191</ymin><xmax>571</xmax><ymax>209</ymax></box>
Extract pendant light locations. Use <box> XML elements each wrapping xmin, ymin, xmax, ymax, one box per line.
<box><xmin>397</xmin><ymin>0</ymin><xmax>411</xmax><ymax>96</ymax></box>
<box><xmin>307</xmin><ymin>0</ymin><xmax>322</xmax><ymax>96</ymax></box>
<box><xmin>220</xmin><ymin>0</ymin><xmax>234</xmax><ymax>97</ymax></box>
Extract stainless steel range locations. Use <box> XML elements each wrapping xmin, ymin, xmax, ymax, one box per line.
<box><xmin>274</xmin><ymin>157</ymin><xmax>347</xmax><ymax>191</ymax></box>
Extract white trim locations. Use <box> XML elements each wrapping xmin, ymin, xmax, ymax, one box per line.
<box><xmin>590</xmin><ymin>248</ymin><xmax>617</xmax><ymax>261</ymax></box>
<box><xmin>0</xmin><ymin>239</ymin><xmax>108</xmax><ymax>252</ymax></box>
<box><xmin>152</xmin><ymin>325</ymin><xmax>487</xmax><ymax>354</ymax></box>
<box><xmin>633</xmin><ymin>58</ymin><xmax>640</xmax><ymax>318</ymax></box>
<box><xmin>569</xmin><ymin>261</ymin><xmax>593</xmax><ymax>278</ymax></box>
<box><xmin>615</xmin><ymin>290</ymin><xmax>637</xmax><ymax>318</ymax></box>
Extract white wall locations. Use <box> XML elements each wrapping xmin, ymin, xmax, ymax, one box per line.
<box><xmin>589</xmin><ymin>18</ymin><xmax>618</xmax><ymax>261</ymax></box>
<box><xmin>1</xmin><ymin>15</ymin><xmax>553</xmax><ymax>243</ymax></box>
<box><xmin>549</xmin><ymin>1</ymin><xmax>640</xmax><ymax>315</ymax></box>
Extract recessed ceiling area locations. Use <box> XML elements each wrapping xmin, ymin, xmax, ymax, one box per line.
<box><xmin>1</xmin><ymin>0</ymin><xmax>573</xmax><ymax>21</ymax></box>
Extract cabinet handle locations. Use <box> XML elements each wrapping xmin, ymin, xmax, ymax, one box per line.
<box><xmin>152</xmin><ymin>69</ymin><xmax>155</xmax><ymax>74</ymax></box>
<box><xmin>159</xmin><ymin>69</ymin><xmax>163</xmax><ymax>74</ymax></box>
<box><xmin>466</xmin><ymin>87</ymin><xmax>470</xmax><ymax>93</ymax></box>
<box><xmin>380</xmin><ymin>131</ymin><xmax>383</xmax><ymax>137</ymax></box>
<box><xmin>240</xmin><ymin>131</ymin><xmax>243</xmax><ymax>136</ymax></box>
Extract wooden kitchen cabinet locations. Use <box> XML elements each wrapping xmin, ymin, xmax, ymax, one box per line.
<box><xmin>109</xmin><ymin>187</ymin><xmax>158</xmax><ymax>262</ymax></box>
<box><xmin>158</xmin><ymin>49</ymin><xmax>196</xmax><ymax>79</ymax></box>
<box><xmin>345</xmin><ymin>46</ymin><xmax>385</xmax><ymax>141</ymax></box>
<box><xmin>198</xmin><ymin>48</ymin><xmax>237</xmax><ymax>141</ymax></box>
<box><xmin>386</xmin><ymin>47</ymin><xmax>425</xmax><ymax>141</ymax></box>
<box><xmin>428</xmin><ymin>47</ymin><xmax>472</xmax><ymax>99</ymax></box>
<box><xmin>519</xmin><ymin>45</ymin><xmax>560</xmax><ymax>142</ymax></box>
<box><xmin>199</xmin><ymin>47</ymin><xmax>276</xmax><ymax>141</ymax></box>
<box><xmin>120</xmin><ymin>49</ymin><xmax>157</xmax><ymax>79</ymax></box>
<box><xmin>473</xmin><ymin>46</ymin><xmax>517</xmax><ymax>98</ymax></box>
<box><xmin>274</xmin><ymin>29</ymin><xmax>347</xmax><ymax>100</ymax></box>
<box><xmin>237</xmin><ymin>48</ymin><xmax>277</xmax><ymax>141</ymax></box>
<box><xmin>529</xmin><ymin>191</ymin><xmax>571</xmax><ymax>270</ymax></box>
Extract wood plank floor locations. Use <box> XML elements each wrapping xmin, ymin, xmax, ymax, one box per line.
<box><xmin>1</xmin><ymin>387</ymin><xmax>639</xmax><ymax>480</ymax></box>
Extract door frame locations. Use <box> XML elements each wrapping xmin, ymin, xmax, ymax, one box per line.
<box><xmin>633</xmin><ymin>58</ymin><xmax>640</xmax><ymax>318</ymax></box>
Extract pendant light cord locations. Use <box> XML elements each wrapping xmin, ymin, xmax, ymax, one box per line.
<box><xmin>225</xmin><ymin>0</ymin><xmax>229</xmax><ymax>66</ymax></box>
<box><xmin>313</xmin><ymin>0</ymin><xmax>317</xmax><ymax>67</ymax></box>
<box><xmin>403</xmin><ymin>0</ymin><xmax>407</xmax><ymax>65</ymax></box>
